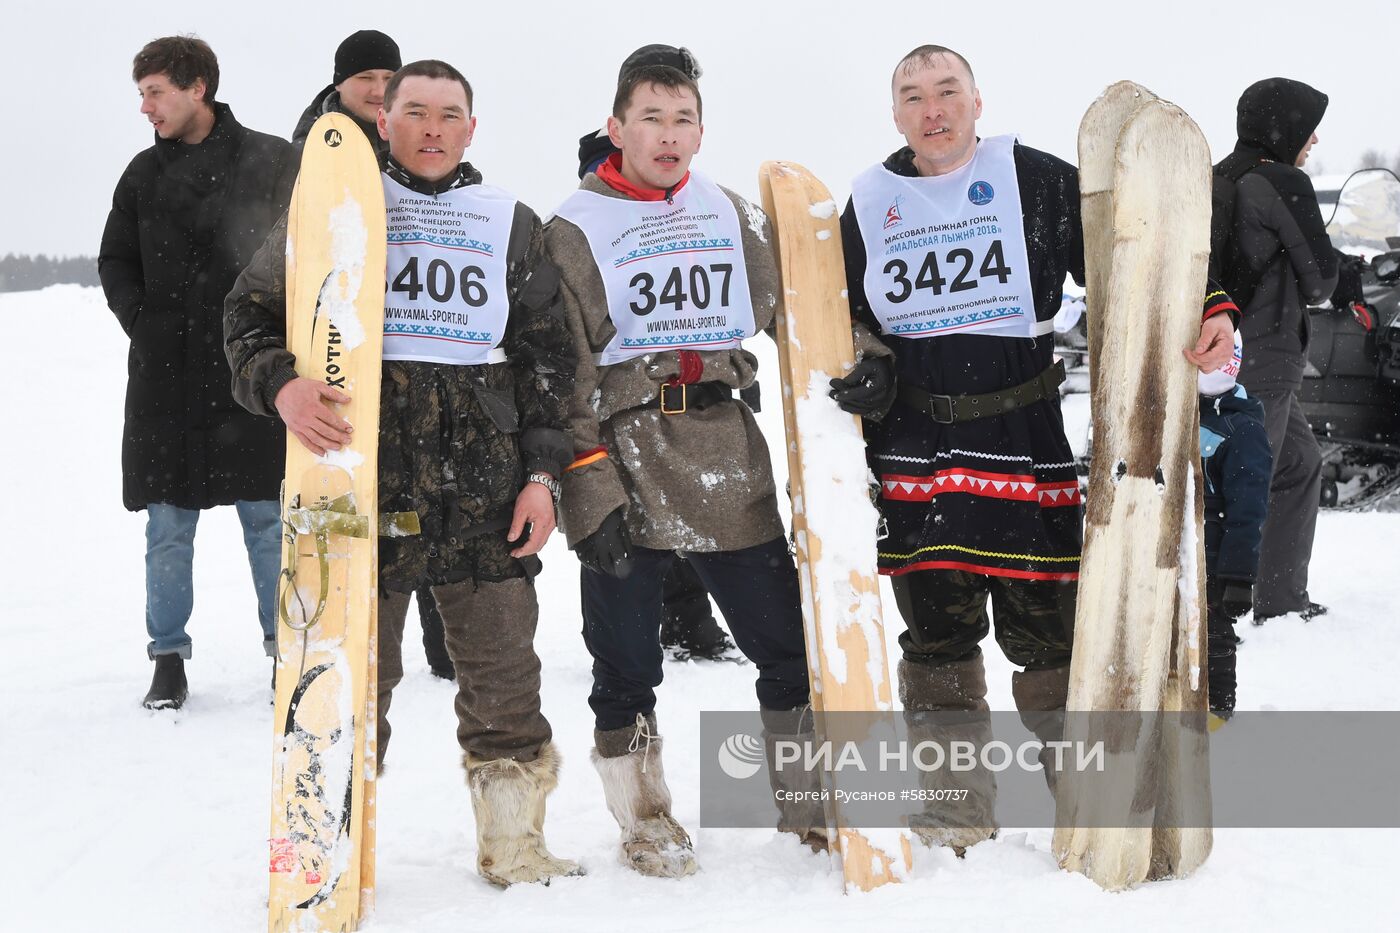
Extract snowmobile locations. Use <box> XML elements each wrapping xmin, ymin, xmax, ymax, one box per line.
<box><xmin>1059</xmin><ymin>169</ymin><xmax>1400</xmax><ymax>510</ymax></box>
<box><xmin>1301</xmin><ymin>168</ymin><xmax>1400</xmax><ymax>511</ymax></box>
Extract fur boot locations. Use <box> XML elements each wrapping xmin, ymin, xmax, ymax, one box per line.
<box><xmin>761</xmin><ymin>705</ymin><xmax>830</xmax><ymax>852</ymax></box>
<box><xmin>593</xmin><ymin>715</ymin><xmax>698</xmax><ymax>877</ymax></box>
<box><xmin>1011</xmin><ymin>664</ymin><xmax>1071</xmax><ymax>792</ymax></box>
<box><xmin>465</xmin><ymin>742</ymin><xmax>581</xmax><ymax>887</ymax></box>
<box><xmin>900</xmin><ymin>653</ymin><xmax>999</xmax><ymax>855</ymax></box>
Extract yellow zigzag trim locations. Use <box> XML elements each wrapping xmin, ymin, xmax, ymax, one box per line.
<box><xmin>879</xmin><ymin>543</ymin><xmax>1081</xmax><ymax>563</ymax></box>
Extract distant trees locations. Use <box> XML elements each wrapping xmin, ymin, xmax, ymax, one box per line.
<box><xmin>0</xmin><ymin>254</ymin><xmax>100</xmax><ymax>292</ymax></box>
<box><xmin>1357</xmin><ymin>149</ymin><xmax>1400</xmax><ymax>175</ymax></box>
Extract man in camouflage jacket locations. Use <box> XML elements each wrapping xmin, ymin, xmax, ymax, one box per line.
<box><xmin>225</xmin><ymin>60</ymin><xmax>578</xmax><ymax>888</ymax></box>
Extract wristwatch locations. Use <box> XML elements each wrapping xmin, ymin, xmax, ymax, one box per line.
<box><xmin>527</xmin><ymin>471</ymin><xmax>561</xmax><ymax>505</ymax></box>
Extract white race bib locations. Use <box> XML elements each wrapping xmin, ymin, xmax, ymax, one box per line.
<box><xmin>381</xmin><ymin>176</ymin><xmax>516</xmax><ymax>365</ymax></box>
<box><xmin>851</xmin><ymin>135</ymin><xmax>1040</xmax><ymax>339</ymax></box>
<box><xmin>554</xmin><ymin>172</ymin><xmax>756</xmax><ymax>365</ymax></box>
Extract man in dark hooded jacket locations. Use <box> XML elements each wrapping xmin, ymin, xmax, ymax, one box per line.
<box><xmin>99</xmin><ymin>35</ymin><xmax>297</xmax><ymax>710</ymax></box>
<box><xmin>1214</xmin><ymin>78</ymin><xmax>1339</xmax><ymax>622</ymax></box>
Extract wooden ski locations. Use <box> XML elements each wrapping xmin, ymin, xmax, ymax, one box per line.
<box><xmin>268</xmin><ymin>113</ymin><xmax>387</xmax><ymax>932</ymax></box>
<box><xmin>1053</xmin><ymin>88</ymin><xmax>1213</xmax><ymax>891</ymax></box>
<box><xmin>758</xmin><ymin>159</ymin><xmax>913</xmax><ymax>893</ymax></box>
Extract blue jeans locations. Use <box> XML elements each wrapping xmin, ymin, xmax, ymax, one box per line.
<box><xmin>145</xmin><ymin>500</ymin><xmax>281</xmax><ymax>659</ymax></box>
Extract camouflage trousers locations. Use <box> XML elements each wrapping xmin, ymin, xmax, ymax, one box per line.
<box><xmin>890</xmin><ymin>569</ymin><xmax>1076</xmax><ymax>670</ymax></box>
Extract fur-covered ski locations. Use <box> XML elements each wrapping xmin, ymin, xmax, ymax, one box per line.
<box><xmin>268</xmin><ymin>113</ymin><xmax>387</xmax><ymax>932</ymax></box>
<box><xmin>1052</xmin><ymin>85</ymin><xmax>1213</xmax><ymax>891</ymax></box>
<box><xmin>757</xmin><ymin>160</ymin><xmax>913</xmax><ymax>892</ymax></box>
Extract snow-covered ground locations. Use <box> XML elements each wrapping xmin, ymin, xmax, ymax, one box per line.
<box><xmin>3</xmin><ymin>286</ymin><xmax>1397</xmax><ymax>931</ymax></box>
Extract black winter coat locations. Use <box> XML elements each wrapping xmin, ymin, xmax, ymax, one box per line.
<box><xmin>1199</xmin><ymin>387</ymin><xmax>1272</xmax><ymax>583</ymax></box>
<box><xmin>99</xmin><ymin>104</ymin><xmax>298</xmax><ymax>511</ymax></box>
<box><xmin>1214</xmin><ymin>79</ymin><xmax>1339</xmax><ymax>391</ymax></box>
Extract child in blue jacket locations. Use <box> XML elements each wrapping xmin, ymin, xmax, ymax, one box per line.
<box><xmin>1199</xmin><ymin>333</ymin><xmax>1273</xmax><ymax>720</ymax></box>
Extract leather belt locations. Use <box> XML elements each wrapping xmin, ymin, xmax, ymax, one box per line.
<box><xmin>626</xmin><ymin>381</ymin><xmax>736</xmax><ymax>416</ymax></box>
<box><xmin>897</xmin><ymin>359</ymin><xmax>1066</xmax><ymax>424</ymax></box>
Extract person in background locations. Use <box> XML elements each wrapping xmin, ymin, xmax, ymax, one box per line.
<box><xmin>1197</xmin><ymin>332</ymin><xmax>1272</xmax><ymax>724</ymax></box>
<box><xmin>99</xmin><ymin>35</ymin><xmax>298</xmax><ymax>710</ymax></box>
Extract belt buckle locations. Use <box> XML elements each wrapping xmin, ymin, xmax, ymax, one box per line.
<box><xmin>928</xmin><ymin>393</ymin><xmax>956</xmax><ymax>424</ymax></box>
<box><xmin>660</xmin><ymin>382</ymin><xmax>687</xmax><ymax>415</ymax></box>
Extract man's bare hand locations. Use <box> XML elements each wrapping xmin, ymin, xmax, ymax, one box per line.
<box><xmin>508</xmin><ymin>482</ymin><xmax>556</xmax><ymax>558</ymax></box>
<box><xmin>275</xmin><ymin>377</ymin><xmax>353</xmax><ymax>455</ymax></box>
<box><xmin>1184</xmin><ymin>314</ymin><xmax>1235</xmax><ymax>373</ymax></box>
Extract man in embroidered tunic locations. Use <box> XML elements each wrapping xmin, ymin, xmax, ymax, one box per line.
<box><xmin>841</xmin><ymin>45</ymin><xmax>1238</xmax><ymax>850</ymax></box>
<box><xmin>225</xmin><ymin>60</ymin><xmax>578</xmax><ymax>888</ymax></box>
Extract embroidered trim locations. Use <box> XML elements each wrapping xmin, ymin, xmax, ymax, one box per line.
<box><xmin>878</xmin><ymin>543</ymin><xmax>1081</xmax><ymax>563</ymax></box>
<box><xmin>879</xmin><ymin>470</ymin><xmax>1082</xmax><ymax>506</ymax></box>
<box><xmin>875</xmin><ymin>452</ymin><xmax>1079</xmax><ymax>471</ymax></box>
<box><xmin>880</xmin><ymin>559</ymin><xmax>1079</xmax><ymax>581</ymax></box>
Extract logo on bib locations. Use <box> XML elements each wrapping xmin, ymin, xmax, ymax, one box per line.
<box><xmin>323</xmin><ymin>128</ymin><xmax>343</xmax><ymax>148</ymax></box>
<box><xmin>883</xmin><ymin>195</ymin><xmax>904</xmax><ymax>230</ymax></box>
<box><xmin>968</xmin><ymin>181</ymin><xmax>994</xmax><ymax>206</ymax></box>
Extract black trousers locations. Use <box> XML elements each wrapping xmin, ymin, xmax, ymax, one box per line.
<box><xmin>580</xmin><ymin>536</ymin><xmax>809</xmax><ymax>731</ymax></box>
<box><xmin>1252</xmin><ymin>389</ymin><xmax>1322</xmax><ymax>616</ymax></box>
<box><xmin>890</xmin><ymin>569</ymin><xmax>1076</xmax><ymax>670</ymax></box>
<box><xmin>1206</xmin><ymin>602</ymin><xmax>1238</xmax><ymax>715</ymax></box>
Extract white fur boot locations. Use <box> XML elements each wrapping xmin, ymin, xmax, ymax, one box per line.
<box><xmin>592</xmin><ymin>716</ymin><xmax>698</xmax><ymax>878</ymax></box>
<box><xmin>465</xmin><ymin>743</ymin><xmax>582</xmax><ymax>887</ymax></box>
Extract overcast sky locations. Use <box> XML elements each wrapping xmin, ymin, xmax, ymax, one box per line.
<box><xmin>7</xmin><ymin>0</ymin><xmax>1394</xmax><ymax>257</ymax></box>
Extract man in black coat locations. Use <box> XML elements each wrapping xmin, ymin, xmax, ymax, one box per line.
<box><xmin>1214</xmin><ymin>78</ymin><xmax>1339</xmax><ymax>622</ymax></box>
<box><xmin>99</xmin><ymin>36</ymin><xmax>298</xmax><ymax>710</ymax></box>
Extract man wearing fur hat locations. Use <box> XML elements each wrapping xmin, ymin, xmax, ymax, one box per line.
<box><xmin>226</xmin><ymin>59</ymin><xmax>578</xmax><ymax>888</ymax></box>
<box><xmin>546</xmin><ymin>62</ymin><xmax>895</xmax><ymax>876</ymax></box>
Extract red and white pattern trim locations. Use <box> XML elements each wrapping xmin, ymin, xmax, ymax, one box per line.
<box><xmin>880</xmin><ymin>469</ymin><xmax>1082</xmax><ymax>507</ymax></box>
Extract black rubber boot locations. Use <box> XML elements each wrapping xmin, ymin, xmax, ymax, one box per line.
<box><xmin>142</xmin><ymin>655</ymin><xmax>188</xmax><ymax>710</ymax></box>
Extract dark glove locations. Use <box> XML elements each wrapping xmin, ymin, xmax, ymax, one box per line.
<box><xmin>828</xmin><ymin>355</ymin><xmax>897</xmax><ymax>419</ymax></box>
<box><xmin>573</xmin><ymin>507</ymin><xmax>632</xmax><ymax>577</ymax></box>
<box><xmin>1209</xmin><ymin>577</ymin><xmax>1254</xmax><ymax>620</ymax></box>
<box><xmin>1331</xmin><ymin>252</ymin><xmax>1367</xmax><ymax>310</ymax></box>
